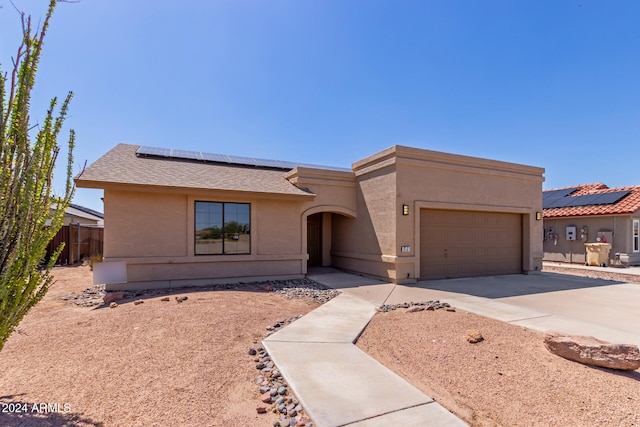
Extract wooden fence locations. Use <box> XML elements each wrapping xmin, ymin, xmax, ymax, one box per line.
<box><xmin>46</xmin><ymin>224</ymin><xmax>104</xmax><ymax>265</ymax></box>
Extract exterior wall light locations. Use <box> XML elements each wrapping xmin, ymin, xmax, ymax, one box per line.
<box><xmin>402</xmin><ymin>204</ymin><xmax>409</xmax><ymax>216</ymax></box>
<box><xmin>536</xmin><ymin>211</ymin><xmax>542</xmax><ymax>221</ymax></box>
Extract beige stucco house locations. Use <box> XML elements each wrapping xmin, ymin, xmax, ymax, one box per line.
<box><xmin>543</xmin><ymin>183</ymin><xmax>640</xmax><ymax>266</ymax></box>
<box><xmin>76</xmin><ymin>144</ymin><xmax>545</xmax><ymax>289</ymax></box>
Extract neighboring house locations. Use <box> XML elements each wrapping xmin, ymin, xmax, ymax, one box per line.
<box><xmin>75</xmin><ymin>144</ymin><xmax>544</xmax><ymax>290</ymax></box>
<box><xmin>543</xmin><ymin>183</ymin><xmax>640</xmax><ymax>266</ymax></box>
<box><xmin>64</xmin><ymin>203</ymin><xmax>105</xmax><ymax>226</ymax></box>
<box><xmin>47</xmin><ymin>204</ymin><xmax>104</xmax><ymax>265</ymax></box>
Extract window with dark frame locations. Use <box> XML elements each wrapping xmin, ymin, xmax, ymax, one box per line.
<box><xmin>633</xmin><ymin>219</ymin><xmax>639</xmax><ymax>253</ymax></box>
<box><xmin>195</xmin><ymin>201</ymin><xmax>250</xmax><ymax>255</ymax></box>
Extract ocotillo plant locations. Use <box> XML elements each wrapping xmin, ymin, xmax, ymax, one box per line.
<box><xmin>0</xmin><ymin>0</ymin><xmax>75</xmax><ymax>352</ymax></box>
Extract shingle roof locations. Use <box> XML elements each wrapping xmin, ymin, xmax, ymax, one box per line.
<box><xmin>75</xmin><ymin>144</ymin><xmax>315</xmax><ymax>197</ymax></box>
<box><xmin>543</xmin><ymin>183</ymin><xmax>640</xmax><ymax>217</ymax></box>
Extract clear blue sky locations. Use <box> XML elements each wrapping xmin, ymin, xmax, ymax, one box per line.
<box><xmin>2</xmin><ymin>0</ymin><xmax>639</xmax><ymax>213</ymax></box>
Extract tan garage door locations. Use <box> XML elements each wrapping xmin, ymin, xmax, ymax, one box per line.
<box><xmin>420</xmin><ymin>209</ymin><xmax>522</xmax><ymax>280</ymax></box>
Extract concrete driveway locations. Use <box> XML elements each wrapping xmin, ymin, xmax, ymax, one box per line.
<box><xmin>309</xmin><ymin>269</ymin><xmax>640</xmax><ymax>347</ymax></box>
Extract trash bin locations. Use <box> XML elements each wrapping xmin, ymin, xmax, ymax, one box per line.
<box><xmin>584</xmin><ymin>243</ymin><xmax>611</xmax><ymax>267</ymax></box>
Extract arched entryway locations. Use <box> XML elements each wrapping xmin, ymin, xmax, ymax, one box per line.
<box><xmin>303</xmin><ymin>206</ymin><xmax>356</xmax><ymax>270</ymax></box>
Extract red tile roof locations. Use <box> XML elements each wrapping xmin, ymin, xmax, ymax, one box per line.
<box><xmin>544</xmin><ymin>183</ymin><xmax>640</xmax><ymax>218</ymax></box>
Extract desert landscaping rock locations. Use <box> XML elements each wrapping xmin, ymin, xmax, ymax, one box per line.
<box><xmin>63</xmin><ymin>277</ymin><xmax>336</xmax><ymax>313</ymax></box>
<box><xmin>252</xmin><ymin>316</ymin><xmax>314</xmax><ymax>427</ymax></box>
<box><xmin>109</xmin><ymin>302</ymin><xmax>117</xmax><ymax>308</ymax></box>
<box><xmin>378</xmin><ymin>300</ymin><xmax>452</xmax><ymax>313</ymax></box>
<box><xmin>103</xmin><ymin>291</ymin><xmax>125</xmax><ymax>304</ymax></box>
<box><xmin>465</xmin><ymin>329</ymin><xmax>484</xmax><ymax>343</ymax></box>
<box><xmin>544</xmin><ymin>331</ymin><xmax>640</xmax><ymax>371</ymax></box>
<box><xmin>62</xmin><ymin>284</ymin><xmax>106</xmax><ymax>306</ymax></box>
<box><xmin>134</xmin><ymin>299</ymin><xmax>144</xmax><ymax>305</ymax></box>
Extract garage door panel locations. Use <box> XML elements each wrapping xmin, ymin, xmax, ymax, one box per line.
<box><xmin>420</xmin><ymin>209</ymin><xmax>522</xmax><ymax>280</ymax></box>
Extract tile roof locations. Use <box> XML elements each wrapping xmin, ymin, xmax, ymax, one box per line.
<box><xmin>75</xmin><ymin>144</ymin><xmax>315</xmax><ymax>197</ymax></box>
<box><xmin>543</xmin><ymin>183</ymin><xmax>640</xmax><ymax>217</ymax></box>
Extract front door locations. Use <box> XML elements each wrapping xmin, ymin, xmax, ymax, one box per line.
<box><xmin>307</xmin><ymin>213</ymin><xmax>322</xmax><ymax>267</ymax></box>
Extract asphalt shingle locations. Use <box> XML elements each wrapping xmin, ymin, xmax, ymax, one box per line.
<box><xmin>75</xmin><ymin>144</ymin><xmax>315</xmax><ymax>197</ymax></box>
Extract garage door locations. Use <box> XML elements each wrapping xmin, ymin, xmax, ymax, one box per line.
<box><xmin>420</xmin><ymin>209</ymin><xmax>522</xmax><ymax>280</ymax></box>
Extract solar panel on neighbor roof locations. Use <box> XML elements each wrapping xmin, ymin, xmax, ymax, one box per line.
<box><xmin>543</xmin><ymin>198</ymin><xmax>568</xmax><ymax>209</ymax></box>
<box><xmin>564</xmin><ymin>194</ymin><xmax>600</xmax><ymax>207</ymax></box>
<box><xmin>543</xmin><ymin>188</ymin><xmax>578</xmax><ymax>208</ymax></box>
<box><xmin>543</xmin><ymin>188</ymin><xmax>579</xmax><ymax>200</ymax></box>
<box><xmin>543</xmin><ymin>190</ymin><xmax>631</xmax><ymax>209</ymax></box>
<box><xmin>591</xmin><ymin>190</ymin><xmax>631</xmax><ymax>205</ymax></box>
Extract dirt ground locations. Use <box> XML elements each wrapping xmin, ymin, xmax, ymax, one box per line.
<box><xmin>0</xmin><ymin>265</ymin><xmax>319</xmax><ymax>426</ymax></box>
<box><xmin>2</xmin><ymin>265</ymin><xmax>639</xmax><ymax>426</ymax></box>
<box><xmin>358</xmin><ymin>299</ymin><xmax>640</xmax><ymax>426</ymax></box>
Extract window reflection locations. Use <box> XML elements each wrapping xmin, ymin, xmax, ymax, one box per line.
<box><xmin>195</xmin><ymin>202</ymin><xmax>250</xmax><ymax>255</ymax></box>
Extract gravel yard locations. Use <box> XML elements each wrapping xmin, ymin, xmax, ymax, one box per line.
<box><xmin>0</xmin><ymin>265</ymin><xmax>325</xmax><ymax>426</ymax></box>
<box><xmin>1</xmin><ymin>264</ymin><xmax>638</xmax><ymax>426</ymax></box>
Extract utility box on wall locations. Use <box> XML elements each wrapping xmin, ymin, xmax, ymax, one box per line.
<box><xmin>566</xmin><ymin>226</ymin><xmax>576</xmax><ymax>241</ymax></box>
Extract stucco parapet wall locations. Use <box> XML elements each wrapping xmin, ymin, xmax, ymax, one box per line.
<box><xmin>353</xmin><ymin>145</ymin><xmax>545</xmax><ymax>181</ymax></box>
<box><xmin>285</xmin><ymin>166</ymin><xmax>356</xmax><ymax>188</ymax></box>
<box><xmin>414</xmin><ymin>200</ymin><xmax>536</xmax><ymax>213</ymax></box>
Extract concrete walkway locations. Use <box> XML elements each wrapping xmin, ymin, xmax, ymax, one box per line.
<box><xmin>264</xmin><ymin>267</ymin><xmax>640</xmax><ymax>426</ymax></box>
<box><xmin>263</xmin><ymin>272</ymin><xmax>468</xmax><ymax>427</ymax></box>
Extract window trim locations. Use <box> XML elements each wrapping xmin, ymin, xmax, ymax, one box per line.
<box><xmin>633</xmin><ymin>219</ymin><xmax>639</xmax><ymax>253</ymax></box>
<box><xmin>194</xmin><ymin>201</ymin><xmax>251</xmax><ymax>256</ymax></box>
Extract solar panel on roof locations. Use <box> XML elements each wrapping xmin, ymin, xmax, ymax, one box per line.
<box><xmin>170</xmin><ymin>149</ymin><xmax>201</xmax><ymax>161</ymax></box>
<box><xmin>137</xmin><ymin>146</ymin><xmax>172</xmax><ymax>157</ymax></box>
<box><xmin>199</xmin><ymin>152</ymin><xmax>227</xmax><ymax>163</ymax></box>
<box><xmin>135</xmin><ymin>145</ymin><xmax>351</xmax><ymax>172</ymax></box>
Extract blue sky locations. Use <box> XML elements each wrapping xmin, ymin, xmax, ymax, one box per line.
<box><xmin>1</xmin><ymin>0</ymin><xmax>639</xmax><ymax>213</ymax></box>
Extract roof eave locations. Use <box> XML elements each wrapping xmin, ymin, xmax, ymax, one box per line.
<box><xmin>74</xmin><ymin>179</ymin><xmax>316</xmax><ymax>200</ymax></box>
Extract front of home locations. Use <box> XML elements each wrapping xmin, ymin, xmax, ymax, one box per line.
<box><xmin>543</xmin><ymin>183</ymin><xmax>640</xmax><ymax>266</ymax></box>
<box><xmin>76</xmin><ymin>144</ymin><xmax>544</xmax><ymax>289</ymax></box>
